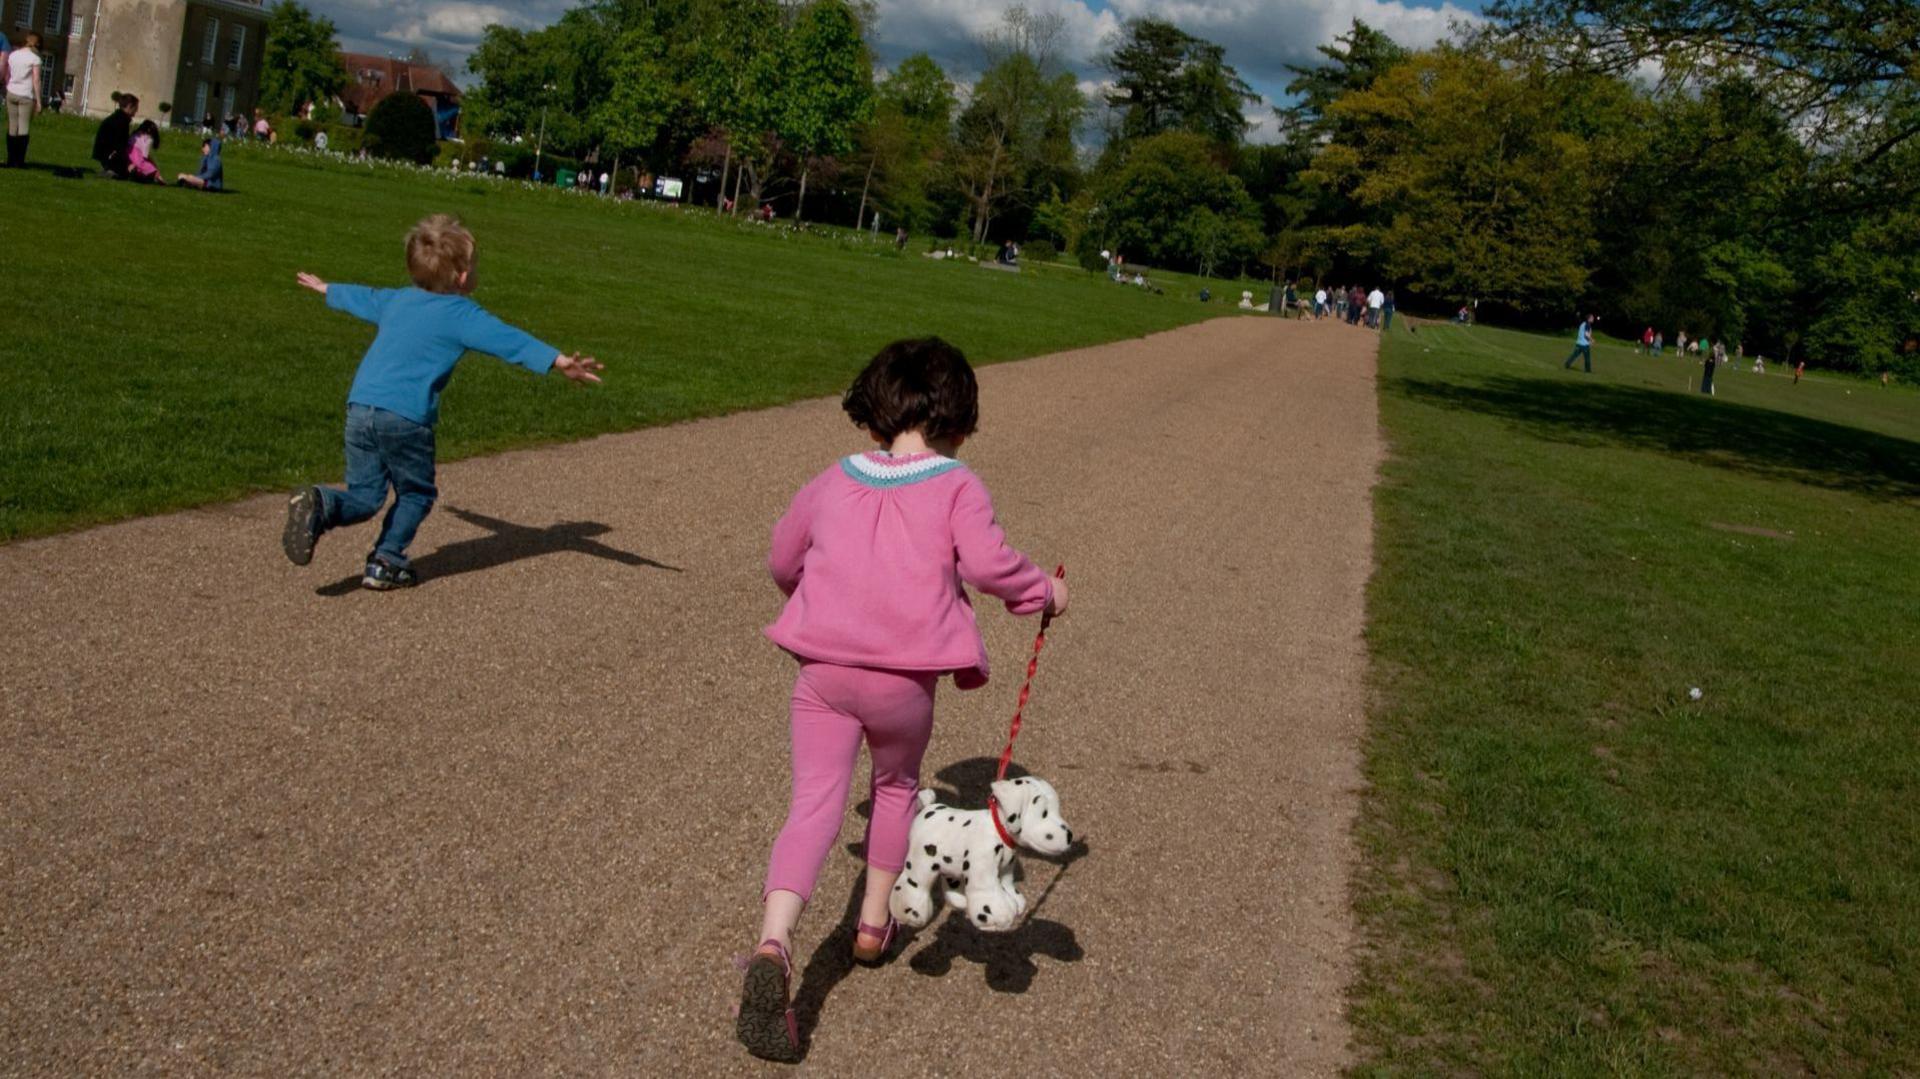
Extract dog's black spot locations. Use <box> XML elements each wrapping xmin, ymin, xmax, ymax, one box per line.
<box><xmin>962</xmin><ymin>859</ymin><xmax>970</xmax><ymax>871</ymax></box>
<box><xmin>923</xmin><ymin>810</ymin><xmax>935</xmax><ymax>819</ymax></box>
<box><xmin>962</xmin><ymin>819</ymin><xmax>971</xmax><ymax>827</ymax></box>
<box><xmin>924</xmin><ymin>844</ymin><xmax>937</xmax><ymax>856</ymax></box>
<box><xmin>1008</xmin><ymin>813</ymin><xmax>1019</xmax><ymax>822</ymax></box>
<box><xmin>947</xmin><ymin>815</ymin><xmax>955</xmax><ymax>822</ymax></box>
<box><xmin>1040</xmin><ymin>809</ymin><xmax>1049</xmax><ymax>819</ymax></box>
<box><xmin>943</xmin><ymin>855</ymin><xmax>952</xmax><ymax>864</ymax></box>
<box><xmin>982</xmin><ymin>905</ymin><xmax>992</xmax><ymax>915</ymax></box>
<box><xmin>906</xmin><ymin>878</ymin><xmax>918</xmax><ymax>888</ymax></box>
<box><xmin>993</xmin><ymin>843</ymin><xmax>1003</xmax><ymax>853</ymax></box>
<box><xmin>893</xmin><ymin>884</ymin><xmax>902</xmax><ymax>891</ymax></box>
<box><xmin>1016</xmin><ymin>778</ymin><xmax>1028</xmax><ymax>784</ymax></box>
<box><xmin>976</xmin><ymin>912</ymin><xmax>988</xmax><ymax>923</ymax></box>
<box><xmin>1045</xmin><ymin>832</ymin><xmax>1055</xmax><ymax>840</ymax></box>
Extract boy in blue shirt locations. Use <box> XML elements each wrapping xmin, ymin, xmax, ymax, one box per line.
<box><xmin>283</xmin><ymin>214</ymin><xmax>603</xmax><ymax>589</ymax></box>
<box><xmin>1563</xmin><ymin>313</ymin><xmax>1596</xmax><ymax>372</ymax></box>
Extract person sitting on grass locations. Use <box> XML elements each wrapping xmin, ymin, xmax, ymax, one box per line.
<box><xmin>281</xmin><ymin>214</ymin><xmax>605</xmax><ymax>591</ymax></box>
<box><xmin>175</xmin><ymin>134</ymin><xmax>222</xmax><ymax>190</ymax></box>
<box><xmin>126</xmin><ymin>120</ymin><xmax>164</xmax><ymax>184</ymax></box>
<box><xmin>92</xmin><ymin>93</ymin><xmax>137</xmax><ymax>177</ymax></box>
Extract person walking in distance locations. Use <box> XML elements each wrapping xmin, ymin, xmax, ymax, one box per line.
<box><xmin>4</xmin><ymin>32</ymin><xmax>43</xmax><ymax>168</ymax></box>
<box><xmin>1563</xmin><ymin>314</ymin><xmax>1597</xmax><ymax>373</ymax></box>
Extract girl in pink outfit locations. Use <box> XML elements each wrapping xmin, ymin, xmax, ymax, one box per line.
<box><xmin>127</xmin><ymin>120</ymin><xmax>163</xmax><ymax>184</ymax></box>
<box><xmin>737</xmin><ymin>338</ymin><xmax>1067</xmax><ymax>1062</ymax></box>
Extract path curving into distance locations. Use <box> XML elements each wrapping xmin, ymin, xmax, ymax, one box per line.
<box><xmin>0</xmin><ymin>315</ymin><xmax>1381</xmax><ymax>1074</ymax></box>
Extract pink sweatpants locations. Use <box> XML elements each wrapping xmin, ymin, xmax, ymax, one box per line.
<box><xmin>763</xmin><ymin>662</ymin><xmax>937</xmax><ymax>901</ymax></box>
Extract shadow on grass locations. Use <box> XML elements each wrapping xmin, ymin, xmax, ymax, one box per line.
<box><xmin>1394</xmin><ymin>375</ymin><xmax>1920</xmax><ymax>503</ymax></box>
<box><xmin>316</xmin><ymin>506</ymin><xmax>679</xmax><ymax>595</ymax></box>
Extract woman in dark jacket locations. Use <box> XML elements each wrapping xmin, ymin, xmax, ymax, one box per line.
<box><xmin>91</xmin><ymin>93</ymin><xmax>137</xmax><ymax>177</ymax></box>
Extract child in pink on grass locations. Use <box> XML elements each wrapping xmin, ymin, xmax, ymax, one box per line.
<box><xmin>736</xmin><ymin>337</ymin><xmax>1067</xmax><ymax>1063</ymax></box>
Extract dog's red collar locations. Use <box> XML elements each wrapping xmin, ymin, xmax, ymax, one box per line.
<box><xmin>988</xmin><ymin>795</ymin><xmax>1019</xmax><ymax>849</ymax></box>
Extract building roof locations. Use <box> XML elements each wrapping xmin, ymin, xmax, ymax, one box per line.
<box><xmin>337</xmin><ymin>53</ymin><xmax>461</xmax><ymax>115</ymax></box>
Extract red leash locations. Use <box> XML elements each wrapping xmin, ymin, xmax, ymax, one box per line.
<box><xmin>989</xmin><ymin>565</ymin><xmax>1065</xmax><ymax>848</ymax></box>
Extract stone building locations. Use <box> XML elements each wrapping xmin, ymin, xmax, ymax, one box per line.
<box><xmin>9</xmin><ymin>0</ymin><xmax>266</xmax><ymax>125</ymax></box>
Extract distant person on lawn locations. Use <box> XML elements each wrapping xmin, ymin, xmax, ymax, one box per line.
<box><xmin>1563</xmin><ymin>314</ymin><xmax>1596</xmax><ymax>372</ymax></box>
<box><xmin>176</xmin><ymin>134</ymin><xmax>223</xmax><ymax>190</ymax></box>
<box><xmin>126</xmin><ymin>120</ymin><xmax>164</xmax><ymax>184</ymax></box>
<box><xmin>5</xmin><ymin>31</ymin><xmax>43</xmax><ymax>168</ymax></box>
<box><xmin>281</xmin><ymin>214</ymin><xmax>605</xmax><ymax>590</ymax></box>
<box><xmin>92</xmin><ymin>94</ymin><xmax>137</xmax><ymax>177</ymax></box>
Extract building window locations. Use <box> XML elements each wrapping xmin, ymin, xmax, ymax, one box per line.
<box><xmin>192</xmin><ymin>80</ymin><xmax>208</xmax><ymax>124</ymax></box>
<box><xmin>14</xmin><ymin>1</ymin><xmax>34</xmax><ymax>31</ymax></box>
<box><xmin>228</xmin><ymin>25</ymin><xmax>245</xmax><ymax>70</ymax></box>
<box><xmin>222</xmin><ymin>83</ymin><xmax>236</xmax><ymax>120</ymax></box>
<box><xmin>43</xmin><ymin>0</ymin><xmax>64</xmax><ymax>34</ymax></box>
<box><xmin>202</xmin><ymin>17</ymin><xmax>220</xmax><ymax>64</ymax></box>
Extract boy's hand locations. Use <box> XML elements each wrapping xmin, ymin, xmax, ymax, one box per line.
<box><xmin>295</xmin><ymin>272</ymin><xmax>329</xmax><ymax>296</ymax></box>
<box><xmin>554</xmin><ymin>353</ymin><xmax>604</xmax><ymax>384</ymax></box>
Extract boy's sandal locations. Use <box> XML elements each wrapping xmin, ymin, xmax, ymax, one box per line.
<box><xmin>851</xmin><ymin>918</ymin><xmax>898</xmax><ymax>966</ymax></box>
<box><xmin>736</xmin><ymin>939</ymin><xmax>802</xmax><ymax>1063</ymax></box>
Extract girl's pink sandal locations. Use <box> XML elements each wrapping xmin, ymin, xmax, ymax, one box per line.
<box><xmin>851</xmin><ymin>918</ymin><xmax>898</xmax><ymax>966</ymax></box>
<box><xmin>736</xmin><ymin>939</ymin><xmax>801</xmax><ymax>1063</ymax></box>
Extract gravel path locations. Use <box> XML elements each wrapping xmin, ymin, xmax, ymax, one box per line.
<box><xmin>1</xmin><ymin>315</ymin><xmax>1381</xmax><ymax>1075</ymax></box>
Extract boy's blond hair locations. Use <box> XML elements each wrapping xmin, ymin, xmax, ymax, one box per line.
<box><xmin>406</xmin><ymin>214</ymin><xmax>475</xmax><ymax>294</ymax></box>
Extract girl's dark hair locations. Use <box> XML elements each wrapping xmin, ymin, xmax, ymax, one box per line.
<box><xmin>843</xmin><ymin>337</ymin><xmax>979</xmax><ymax>444</ymax></box>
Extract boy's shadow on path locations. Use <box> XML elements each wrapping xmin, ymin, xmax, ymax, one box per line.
<box><xmin>1395</xmin><ymin>374</ymin><xmax>1920</xmax><ymax>504</ymax></box>
<box><xmin>316</xmin><ymin>507</ymin><xmax>679</xmax><ymax>595</ymax></box>
<box><xmin>789</xmin><ymin>758</ymin><xmax>1088</xmax><ymax>1054</ymax></box>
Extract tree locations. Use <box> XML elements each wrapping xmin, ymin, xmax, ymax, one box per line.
<box><xmin>259</xmin><ymin>1</ymin><xmax>346</xmax><ymax>116</ymax></box>
<box><xmin>593</xmin><ymin>24</ymin><xmax>675</xmax><ymax>181</ymax></box>
<box><xmin>363</xmin><ymin>91</ymin><xmax>439</xmax><ymax>164</ymax></box>
<box><xmin>1278</xmin><ymin>20</ymin><xmax>1409</xmax><ymax>144</ymax></box>
<box><xmin>949</xmin><ymin>6</ymin><xmax>1085</xmax><ymax>246</ymax></box>
<box><xmin>858</xmin><ymin>54</ymin><xmax>956</xmax><ymax>232</ymax></box>
<box><xmin>1307</xmin><ymin>50</ymin><xmax>1597</xmax><ymax>313</ymax></box>
<box><xmin>781</xmin><ymin>0</ymin><xmax>874</xmax><ymax>220</ymax></box>
<box><xmin>1090</xmin><ymin>131</ymin><xmax>1265</xmax><ymax>276</ymax></box>
<box><xmin>1101</xmin><ymin>19</ymin><xmax>1256</xmax><ymax>147</ymax></box>
<box><xmin>683</xmin><ymin>0</ymin><xmax>786</xmax><ymax>212</ymax></box>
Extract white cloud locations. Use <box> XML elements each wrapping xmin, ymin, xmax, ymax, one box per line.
<box><xmin>311</xmin><ymin>0</ymin><xmax>1481</xmax><ymax>98</ymax></box>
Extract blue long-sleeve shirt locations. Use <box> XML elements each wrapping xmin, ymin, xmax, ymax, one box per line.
<box><xmin>326</xmin><ymin>285</ymin><xmax>560</xmax><ymax>426</ymax></box>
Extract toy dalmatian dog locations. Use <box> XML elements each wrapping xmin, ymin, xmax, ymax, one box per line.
<box><xmin>889</xmin><ymin>776</ymin><xmax>1074</xmax><ymax>932</ymax></box>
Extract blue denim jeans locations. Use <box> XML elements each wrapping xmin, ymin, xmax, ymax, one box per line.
<box><xmin>1564</xmin><ymin>343</ymin><xmax>1592</xmax><ymax>371</ymax></box>
<box><xmin>319</xmin><ymin>404</ymin><xmax>437</xmax><ymax>568</ymax></box>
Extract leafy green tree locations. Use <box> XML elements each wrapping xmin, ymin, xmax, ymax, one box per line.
<box><xmin>259</xmin><ymin>1</ymin><xmax>346</xmax><ymax>116</ymax></box>
<box><xmin>949</xmin><ymin>7</ymin><xmax>1085</xmax><ymax>246</ymax></box>
<box><xmin>363</xmin><ymin>91</ymin><xmax>439</xmax><ymax>165</ymax></box>
<box><xmin>1090</xmin><ymin>131</ymin><xmax>1264</xmax><ymax>276</ymax></box>
<box><xmin>858</xmin><ymin>54</ymin><xmax>956</xmax><ymax>232</ymax></box>
<box><xmin>1278</xmin><ymin>19</ymin><xmax>1409</xmax><ymax>144</ymax></box>
<box><xmin>593</xmin><ymin>24</ymin><xmax>675</xmax><ymax>182</ymax></box>
<box><xmin>781</xmin><ymin>0</ymin><xmax>874</xmax><ymax>220</ymax></box>
<box><xmin>1309</xmin><ymin>49</ymin><xmax>1596</xmax><ymax>313</ymax></box>
<box><xmin>1101</xmin><ymin>18</ymin><xmax>1256</xmax><ymax>146</ymax></box>
<box><xmin>683</xmin><ymin>0</ymin><xmax>786</xmax><ymax>211</ymax></box>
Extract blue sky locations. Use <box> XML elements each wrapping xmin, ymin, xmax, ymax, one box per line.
<box><xmin>312</xmin><ymin>0</ymin><xmax>1480</xmax><ymax>139</ymax></box>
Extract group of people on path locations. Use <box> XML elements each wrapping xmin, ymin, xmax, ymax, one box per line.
<box><xmin>1308</xmin><ymin>285</ymin><xmax>1396</xmax><ymax>329</ymax></box>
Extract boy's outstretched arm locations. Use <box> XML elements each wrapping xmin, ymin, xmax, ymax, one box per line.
<box><xmin>297</xmin><ymin>272</ymin><xmax>393</xmax><ymax>323</ymax></box>
<box><xmin>459</xmin><ymin>307</ymin><xmax>602</xmax><ymax>385</ymax></box>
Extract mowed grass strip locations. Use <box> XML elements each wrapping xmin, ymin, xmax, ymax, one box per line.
<box><xmin>0</xmin><ymin>116</ymin><xmax>1225</xmax><ymax>540</ymax></box>
<box><xmin>1355</xmin><ymin>321</ymin><xmax>1920</xmax><ymax>1073</ymax></box>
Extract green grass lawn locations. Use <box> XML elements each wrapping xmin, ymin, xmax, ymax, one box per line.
<box><xmin>1356</xmin><ymin>320</ymin><xmax>1920</xmax><ymax>1073</ymax></box>
<box><xmin>0</xmin><ymin>115</ymin><xmax>1230</xmax><ymax>540</ymax></box>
